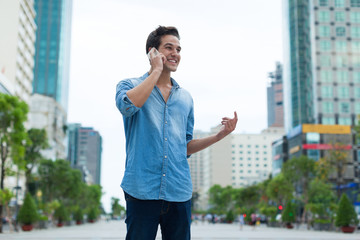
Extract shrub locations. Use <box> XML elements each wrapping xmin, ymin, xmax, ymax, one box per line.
<box><xmin>54</xmin><ymin>203</ymin><xmax>69</xmax><ymax>224</ymax></box>
<box><xmin>282</xmin><ymin>201</ymin><xmax>295</xmax><ymax>224</ymax></box>
<box><xmin>335</xmin><ymin>194</ymin><xmax>358</xmax><ymax>227</ymax></box>
<box><xmin>17</xmin><ymin>193</ymin><xmax>39</xmax><ymax>225</ymax></box>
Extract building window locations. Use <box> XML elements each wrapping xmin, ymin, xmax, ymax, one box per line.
<box><xmin>322</xmin><ymin>117</ymin><xmax>335</xmax><ymax>124</ymax></box>
<box><xmin>239</xmin><ymin>144</ymin><xmax>243</xmax><ymax>148</ymax></box>
<box><xmin>320</xmin><ymin>55</ymin><xmax>331</xmax><ymax>67</ymax></box>
<box><xmin>355</xmin><ymin>87</ymin><xmax>360</xmax><ymax>98</ymax></box>
<box><xmin>264</xmin><ymin>164</ymin><xmax>268</xmax><ymax>167</ymax></box>
<box><xmin>335</xmin><ymin>0</ymin><xmax>345</xmax><ymax>7</ymax></box>
<box><xmin>255</xmin><ymin>151</ymin><xmax>259</xmax><ymax>154</ymax></box>
<box><xmin>319</xmin><ymin>25</ymin><xmax>331</xmax><ymax>37</ymax></box>
<box><xmin>337</xmin><ymin>56</ymin><xmax>348</xmax><ymax>68</ymax></box>
<box><xmin>351</xmin><ymin>12</ymin><xmax>360</xmax><ymax>23</ymax></box>
<box><xmin>335</xmin><ymin>12</ymin><xmax>346</xmax><ymax>22</ymax></box>
<box><xmin>247</xmin><ymin>145</ymin><xmax>251</xmax><ymax>148</ymax></box>
<box><xmin>339</xmin><ymin>102</ymin><xmax>350</xmax><ymax>113</ymax></box>
<box><xmin>352</xmin><ymin>42</ymin><xmax>360</xmax><ymax>52</ymax></box>
<box><xmin>239</xmin><ymin>151</ymin><xmax>243</xmax><ymax>154</ymax></box>
<box><xmin>352</xmin><ymin>27</ymin><xmax>360</xmax><ymax>38</ymax></box>
<box><xmin>248</xmin><ymin>164</ymin><xmax>251</xmax><ymax>167</ymax></box>
<box><xmin>351</xmin><ymin>0</ymin><xmax>360</xmax><ymax>7</ymax></box>
<box><xmin>336</xmin><ymin>41</ymin><xmax>347</xmax><ymax>52</ymax></box>
<box><xmin>247</xmin><ymin>151</ymin><xmax>251</xmax><ymax>154</ymax></box>
<box><xmin>355</xmin><ymin>102</ymin><xmax>360</xmax><ymax>113</ymax></box>
<box><xmin>240</xmin><ymin>164</ymin><xmax>243</xmax><ymax>167</ymax></box>
<box><xmin>322</xmin><ymin>86</ymin><xmax>333</xmax><ymax>98</ymax></box>
<box><xmin>232</xmin><ymin>157</ymin><xmax>235</xmax><ymax>160</ymax></box>
<box><xmin>247</xmin><ymin>157</ymin><xmax>251</xmax><ymax>161</ymax></box>
<box><xmin>240</xmin><ymin>170</ymin><xmax>244</xmax><ymax>173</ymax></box>
<box><xmin>255</xmin><ymin>145</ymin><xmax>259</xmax><ymax>148</ymax></box>
<box><xmin>232</xmin><ymin>144</ymin><xmax>235</xmax><ymax>148</ymax></box>
<box><xmin>263</xmin><ymin>151</ymin><xmax>267</xmax><ymax>154</ymax></box>
<box><xmin>240</xmin><ymin>157</ymin><xmax>243</xmax><ymax>160</ymax></box>
<box><xmin>337</xmin><ymin>71</ymin><xmax>348</xmax><ymax>82</ymax></box>
<box><xmin>338</xmin><ymin>86</ymin><xmax>350</xmax><ymax>98</ymax></box>
<box><xmin>319</xmin><ymin>0</ymin><xmax>328</xmax><ymax>6</ymax></box>
<box><xmin>256</xmin><ymin>164</ymin><xmax>259</xmax><ymax>167</ymax></box>
<box><xmin>264</xmin><ymin>158</ymin><xmax>267</xmax><ymax>161</ymax></box>
<box><xmin>318</xmin><ymin>11</ymin><xmax>330</xmax><ymax>22</ymax></box>
<box><xmin>354</xmin><ymin>72</ymin><xmax>360</xmax><ymax>82</ymax></box>
<box><xmin>353</xmin><ymin>56</ymin><xmax>360</xmax><ymax>68</ymax></box>
<box><xmin>322</xmin><ymin>101</ymin><xmax>334</xmax><ymax>113</ymax></box>
<box><xmin>256</xmin><ymin>158</ymin><xmax>259</xmax><ymax>161</ymax></box>
<box><xmin>321</xmin><ymin>71</ymin><xmax>332</xmax><ymax>82</ymax></box>
<box><xmin>320</xmin><ymin>40</ymin><xmax>332</xmax><ymax>51</ymax></box>
<box><xmin>336</xmin><ymin>27</ymin><xmax>346</xmax><ymax>37</ymax></box>
<box><xmin>248</xmin><ymin>170</ymin><xmax>252</xmax><ymax>173</ymax></box>
<box><xmin>339</xmin><ymin>117</ymin><xmax>351</xmax><ymax>125</ymax></box>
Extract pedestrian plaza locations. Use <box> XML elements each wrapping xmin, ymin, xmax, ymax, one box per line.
<box><xmin>1</xmin><ymin>220</ymin><xmax>360</xmax><ymax>240</ymax></box>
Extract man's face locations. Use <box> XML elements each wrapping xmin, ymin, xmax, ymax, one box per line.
<box><xmin>157</xmin><ymin>35</ymin><xmax>181</xmax><ymax>72</ymax></box>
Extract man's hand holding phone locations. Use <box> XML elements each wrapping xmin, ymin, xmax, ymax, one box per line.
<box><xmin>148</xmin><ymin>47</ymin><xmax>165</xmax><ymax>73</ymax></box>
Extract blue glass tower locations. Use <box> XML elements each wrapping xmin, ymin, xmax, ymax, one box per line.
<box><xmin>33</xmin><ymin>0</ymin><xmax>72</xmax><ymax>111</ymax></box>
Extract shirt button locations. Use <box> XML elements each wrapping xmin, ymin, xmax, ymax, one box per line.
<box><xmin>163</xmin><ymin>174</ymin><xmax>166</xmax><ymax>177</ymax></box>
<box><xmin>165</xmin><ymin>156</ymin><xmax>167</xmax><ymax>158</ymax></box>
<box><xmin>165</xmin><ymin>121</ymin><xmax>167</xmax><ymax>124</ymax></box>
<box><xmin>165</xmin><ymin>138</ymin><xmax>167</xmax><ymax>141</ymax></box>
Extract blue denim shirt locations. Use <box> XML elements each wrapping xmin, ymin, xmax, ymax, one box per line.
<box><xmin>115</xmin><ymin>72</ymin><xmax>194</xmax><ymax>202</ymax></box>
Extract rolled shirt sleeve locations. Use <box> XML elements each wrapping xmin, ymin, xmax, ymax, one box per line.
<box><xmin>115</xmin><ymin>79</ymin><xmax>140</xmax><ymax>117</ymax></box>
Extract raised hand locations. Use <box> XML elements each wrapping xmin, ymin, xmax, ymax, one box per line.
<box><xmin>218</xmin><ymin>111</ymin><xmax>238</xmax><ymax>139</ymax></box>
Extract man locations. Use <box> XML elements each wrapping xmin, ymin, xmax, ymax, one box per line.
<box><xmin>115</xmin><ymin>26</ymin><xmax>237</xmax><ymax>240</ymax></box>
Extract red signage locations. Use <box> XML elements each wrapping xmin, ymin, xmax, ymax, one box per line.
<box><xmin>302</xmin><ymin>144</ymin><xmax>352</xmax><ymax>150</ymax></box>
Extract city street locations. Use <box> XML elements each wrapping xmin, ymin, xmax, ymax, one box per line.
<box><xmin>1</xmin><ymin>220</ymin><xmax>360</xmax><ymax>240</ymax></box>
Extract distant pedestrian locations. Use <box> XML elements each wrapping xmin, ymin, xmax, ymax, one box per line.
<box><xmin>238</xmin><ymin>214</ymin><xmax>244</xmax><ymax>230</ymax></box>
<box><xmin>251</xmin><ymin>213</ymin><xmax>256</xmax><ymax>230</ymax></box>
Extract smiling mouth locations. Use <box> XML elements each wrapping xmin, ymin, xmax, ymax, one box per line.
<box><xmin>167</xmin><ymin>59</ymin><xmax>177</xmax><ymax>64</ymax></box>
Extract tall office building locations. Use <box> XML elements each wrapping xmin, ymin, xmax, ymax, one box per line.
<box><xmin>267</xmin><ymin>62</ymin><xmax>284</xmax><ymax>127</ymax></box>
<box><xmin>33</xmin><ymin>0</ymin><xmax>72</xmax><ymax>111</ymax></box>
<box><xmin>283</xmin><ymin>0</ymin><xmax>360</xmax><ymax>131</ymax></box>
<box><xmin>0</xmin><ymin>0</ymin><xmax>36</xmax><ymax>104</ymax></box>
<box><xmin>67</xmin><ymin>124</ymin><xmax>102</xmax><ymax>185</ymax></box>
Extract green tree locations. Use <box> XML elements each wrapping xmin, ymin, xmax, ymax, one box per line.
<box><xmin>233</xmin><ymin>184</ymin><xmax>261</xmax><ymax>209</ymax></box>
<box><xmin>208</xmin><ymin>185</ymin><xmax>234</xmax><ymax>214</ymax></box>
<box><xmin>266</xmin><ymin>173</ymin><xmax>293</xmax><ymax>206</ymax></box>
<box><xmin>0</xmin><ymin>94</ymin><xmax>28</xmax><ymax>232</ymax></box>
<box><xmin>335</xmin><ymin>193</ymin><xmax>358</xmax><ymax>227</ymax></box>
<box><xmin>325</xmin><ymin>143</ymin><xmax>350</xmax><ymax>199</ymax></box>
<box><xmin>23</xmin><ymin>128</ymin><xmax>48</xmax><ymax>193</ymax></box>
<box><xmin>282</xmin><ymin>155</ymin><xmax>316</xmax><ymax>223</ymax></box>
<box><xmin>306</xmin><ymin>179</ymin><xmax>336</xmax><ymax>222</ymax></box>
<box><xmin>38</xmin><ymin>159</ymin><xmax>83</xmax><ymax>203</ymax></box>
<box><xmin>111</xmin><ymin>197</ymin><xmax>125</xmax><ymax>218</ymax></box>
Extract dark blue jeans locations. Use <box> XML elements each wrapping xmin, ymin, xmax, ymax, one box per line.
<box><xmin>124</xmin><ymin>192</ymin><xmax>191</xmax><ymax>240</ymax></box>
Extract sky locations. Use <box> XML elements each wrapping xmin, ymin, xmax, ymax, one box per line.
<box><xmin>67</xmin><ymin>0</ymin><xmax>283</xmax><ymax>212</ymax></box>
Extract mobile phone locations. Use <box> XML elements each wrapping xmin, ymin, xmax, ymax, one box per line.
<box><xmin>147</xmin><ymin>47</ymin><xmax>158</xmax><ymax>60</ymax></box>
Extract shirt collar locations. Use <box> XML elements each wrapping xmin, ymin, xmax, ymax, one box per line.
<box><xmin>142</xmin><ymin>72</ymin><xmax>180</xmax><ymax>89</ymax></box>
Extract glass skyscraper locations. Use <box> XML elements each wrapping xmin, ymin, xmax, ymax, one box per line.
<box><xmin>284</xmin><ymin>0</ymin><xmax>360</xmax><ymax>131</ymax></box>
<box><xmin>33</xmin><ymin>0</ymin><xmax>72</xmax><ymax>111</ymax></box>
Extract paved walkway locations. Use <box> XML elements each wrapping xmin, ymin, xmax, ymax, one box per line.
<box><xmin>0</xmin><ymin>220</ymin><xmax>360</xmax><ymax>240</ymax></box>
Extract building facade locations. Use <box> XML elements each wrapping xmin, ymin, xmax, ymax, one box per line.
<box><xmin>284</xmin><ymin>0</ymin><xmax>360</xmax><ymax>131</ymax></box>
<box><xmin>67</xmin><ymin>124</ymin><xmax>102</xmax><ymax>185</ymax></box>
<box><xmin>0</xmin><ymin>0</ymin><xmax>36</xmax><ymax>104</ymax></box>
<box><xmin>33</xmin><ymin>0</ymin><xmax>72</xmax><ymax>111</ymax></box>
<box><xmin>267</xmin><ymin>62</ymin><xmax>284</xmax><ymax>128</ymax></box>
<box><xmin>28</xmin><ymin>94</ymin><xmax>67</xmax><ymax>160</ymax></box>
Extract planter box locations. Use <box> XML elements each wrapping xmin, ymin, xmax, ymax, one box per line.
<box><xmin>22</xmin><ymin>225</ymin><xmax>33</xmax><ymax>231</ymax></box>
<box><xmin>314</xmin><ymin>222</ymin><xmax>332</xmax><ymax>231</ymax></box>
<box><xmin>341</xmin><ymin>226</ymin><xmax>355</xmax><ymax>233</ymax></box>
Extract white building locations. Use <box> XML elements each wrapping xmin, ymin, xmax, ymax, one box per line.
<box><xmin>189</xmin><ymin>126</ymin><xmax>284</xmax><ymax>210</ymax></box>
<box><xmin>28</xmin><ymin>94</ymin><xmax>67</xmax><ymax>160</ymax></box>
<box><xmin>0</xmin><ymin>0</ymin><xmax>36</xmax><ymax>104</ymax></box>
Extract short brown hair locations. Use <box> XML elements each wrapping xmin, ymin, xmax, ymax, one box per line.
<box><xmin>146</xmin><ymin>26</ymin><xmax>180</xmax><ymax>54</ymax></box>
